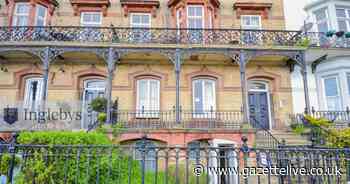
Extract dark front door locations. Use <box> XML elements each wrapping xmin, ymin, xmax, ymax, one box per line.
<box><xmin>248</xmin><ymin>92</ymin><xmax>270</xmax><ymax>129</ymax></box>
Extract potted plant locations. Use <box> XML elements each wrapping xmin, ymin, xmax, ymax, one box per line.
<box><xmin>345</xmin><ymin>32</ymin><xmax>350</xmax><ymax>38</ymax></box>
<box><xmin>335</xmin><ymin>31</ymin><xmax>345</xmax><ymax>37</ymax></box>
<box><xmin>326</xmin><ymin>30</ymin><xmax>336</xmax><ymax>37</ymax></box>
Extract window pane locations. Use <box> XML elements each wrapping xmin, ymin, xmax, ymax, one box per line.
<box><xmin>326</xmin><ymin>97</ymin><xmax>341</xmax><ymax>111</ymax></box>
<box><xmin>37</xmin><ymin>5</ymin><xmax>46</xmax><ymax>17</ymax></box>
<box><xmin>16</xmin><ymin>16</ymin><xmax>28</xmax><ymax>26</ymax></box>
<box><xmin>204</xmin><ymin>80</ymin><xmax>215</xmax><ymax>110</ymax></box>
<box><xmin>141</xmin><ymin>15</ymin><xmax>149</xmax><ymax>24</ymax></box>
<box><xmin>188</xmin><ymin>7</ymin><xmax>195</xmax><ymax>17</ymax></box>
<box><xmin>194</xmin><ymin>81</ymin><xmax>203</xmax><ymax>111</ymax></box>
<box><xmin>138</xmin><ymin>80</ymin><xmax>148</xmax><ymax>109</ymax></box>
<box><xmin>336</xmin><ymin>9</ymin><xmax>346</xmax><ymax>18</ymax></box>
<box><xmin>338</xmin><ymin>20</ymin><xmax>348</xmax><ymax>31</ymax></box>
<box><xmin>314</xmin><ymin>9</ymin><xmax>327</xmax><ymax>21</ymax></box>
<box><xmin>317</xmin><ymin>22</ymin><xmax>329</xmax><ymax>32</ymax></box>
<box><xmin>324</xmin><ymin>77</ymin><xmax>339</xmax><ymax>97</ymax></box>
<box><xmin>16</xmin><ymin>4</ymin><xmax>29</xmax><ymax>14</ymax></box>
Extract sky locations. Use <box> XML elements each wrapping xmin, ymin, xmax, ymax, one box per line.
<box><xmin>283</xmin><ymin>0</ymin><xmax>310</xmax><ymax>30</ymax></box>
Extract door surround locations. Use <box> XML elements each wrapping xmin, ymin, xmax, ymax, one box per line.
<box><xmin>248</xmin><ymin>80</ymin><xmax>273</xmax><ymax>130</ymax></box>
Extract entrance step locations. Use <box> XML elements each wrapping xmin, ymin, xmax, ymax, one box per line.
<box><xmin>255</xmin><ymin>130</ymin><xmax>311</xmax><ymax>148</ymax></box>
<box><xmin>270</xmin><ymin>130</ymin><xmax>311</xmax><ymax>146</ymax></box>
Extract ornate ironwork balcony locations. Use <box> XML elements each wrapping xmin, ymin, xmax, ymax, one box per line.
<box><xmin>1</xmin><ymin>26</ymin><xmax>349</xmax><ymax>48</ymax></box>
<box><xmin>112</xmin><ymin>110</ymin><xmax>243</xmax><ymax>130</ymax></box>
<box><xmin>0</xmin><ymin>26</ymin><xmax>304</xmax><ymax>47</ymax></box>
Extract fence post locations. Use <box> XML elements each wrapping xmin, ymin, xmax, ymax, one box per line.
<box><xmin>240</xmin><ymin>136</ymin><xmax>249</xmax><ymax>184</ymax></box>
<box><xmin>140</xmin><ymin>135</ymin><xmax>147</xmax><ymax>184</ymax></box>
<box><xmin>7</xmin><ymin>133</ymin><xmax>18</xmax><ymax>184</ymax></box>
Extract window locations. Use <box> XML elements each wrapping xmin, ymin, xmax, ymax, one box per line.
<box><xmin>241</xmin><ymin>15</ymin><xmax>261</xmax><ymax>29</ymax></box>
<box><xmin>314</xmin><ymin>8</ymin><xmax>329</xmax><ymax>32</ymax></box>
<box><xmin>12</xmin><ymin>3</ymin><xmax>30</xmax><ymax>26</ymax></box>
<box><xmin>187</xmin><ymin>5</ymin><xmax>204</xmax><ymax>43</ymax></box>
<box><xmin>193</xmin><ymin>79</ymin><xmax>216</xmax><ymax>117</ymax></box>
<box><xmin>323</xmin><ymin>76</ymin><xmax>341</xmax><ymax>111</ymax></box>
<box><xmin>131</xmin><ymin>13</ymin><xmax>151</xmax><ymax>28</ymax></box>
<box><xmin>136</xmin><ymin>79</ymin><xmax>160</xmax><ymax>118</ymax></box>
<box><xmin>336</xmin><ymin>7</ymin><xmax>350</xmax><ymax>31</ymax></box>
<box><xmin>80</xmin><ymin>12</ymin><xmax>102</xmax><ymax>26</ymax></box>
<box><xmin>187</xmin><ymin>5</ymin><xmax>204</xmax><ymax>29</ymax></box>
<box><xmin>188</xmin><ymin>141</ymin><xmax>200</xmax><ymax>160</ymax></box>
<box><xmin>23</xmin><ymin>77</ymin><xmax>44</xmax><ymax>111</ymax></box>
<box><xmin>35</xmin><ymin>5</ymin><xmax>47</xmax><ymax>26</ymax></box>
<box><xmin>130</xmin><ymin>13</ymin><xmax>151</xmax><ymax>42</ymax></box>
<box><xmin>134</xmin><ymin>140</ymin><xmax>156</xmax><ymax>171</ymax></box>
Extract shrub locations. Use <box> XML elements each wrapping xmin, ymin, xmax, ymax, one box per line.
<box><xmin>90</xmin><ymin>97</ymin><xmax>107</xmax><ymax>112</ymax></box>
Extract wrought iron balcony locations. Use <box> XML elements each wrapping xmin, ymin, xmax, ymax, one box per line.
<box><xmin>111</xmin><ymin>110</ymin><xmax>243</xmax><ymax>130</ymax></box>
<box><xmin>0</xmin><ymin>26</ymin><xmax>305</xmax><ymax>47</ymax></box>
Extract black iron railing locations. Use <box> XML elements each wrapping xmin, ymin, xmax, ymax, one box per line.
<box><xmin>112</xmin><ymin>110</ymin><xmax>243</xmax><ymax>130</ymax></box>
<box><xmin>0</xmin><ymin>26</ymin><xmax>304</xmax><ymax>47</ymax></box>
<box><xmin>1</xmin><ymin>26</ymin><xmax>350</xmax><ymax>48</ymax></box>
<box><xmin>0</xmin><ymin>138</ymin><xmax>349</xmax><ymax>184</ymax></box>
<box><xmin>250</xmin><ymin>117</ymin><xmax>281</xmax><ymax>149</ymax></box>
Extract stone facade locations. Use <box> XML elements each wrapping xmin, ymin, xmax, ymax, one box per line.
<box><xmin>0</xmin><ymin>0</ymin><xmax>295</xmax><ymax>147</ymax></box>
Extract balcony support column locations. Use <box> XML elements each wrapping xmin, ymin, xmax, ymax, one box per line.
<box><xmin>41</xmin><ymin>47</ymin><xmax>50</xmax><ymax>104</ymax></box>
<box><xmin>105</xmin><ymin>48</ymin><xmax>119</xmax><ymax>124</ymax></box>
<box><xmin>300</xmin><ymin>52</ymin><xmax>311</xmax><ymax>114</ymax></box>
<box><xmin>239</xmin><ymin>50</ymin><xmax>249</xmax><ymax>124</ymax></box>
<box><xmin>174</xmin><ymin>50</ymin><xmax>182</xmax><ymax>124</ymax></box>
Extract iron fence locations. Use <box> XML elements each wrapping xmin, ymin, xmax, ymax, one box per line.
<box><xmin>112</xmin><ymin>110</ymin><xmax>243</xmax><ymax>130</ymax></box>
<box><xmin>0</xmin><ymin>138</ymin><xmax>349</xmax><ymax>184</ymax></box>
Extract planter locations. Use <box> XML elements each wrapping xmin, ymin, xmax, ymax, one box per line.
<box><xmin>335</xmin><ymin>31</ymin><xmax>345</xmax><ymax>37</ymax></box>
<box><xmin>345</xmin><ymin>32</ymin><xmax>350</xmax><ymax>38</ymax></box>
<box><xmin>326</xmin><ymin>30</ymin><xmax>336</xmax><ymax>37</ymax></box>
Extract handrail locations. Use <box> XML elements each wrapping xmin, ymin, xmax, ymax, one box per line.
<box><xmin>250</xmin><ymin>117</ymin><xmax>281</xmax><ymax>148</ymax></box>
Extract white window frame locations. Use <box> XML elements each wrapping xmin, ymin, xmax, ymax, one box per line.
<box><xmin>136</xmin><ymin>79</ymin><xmax>160</xmax><ymax>118</ymax></box>
<box><xmin>12</xmin><ymin>2</ymin><xmax>30</xmax><ymax>26</ymax></box>
<box><xmin>335</xmin><ymin>6</ymin><xmax>350</xmax><ymax>31</ymax></box>
<box><xmin>240</xmin><ymin>15</ymin><xmax>262</xmax><ymax>30</ymax></box>
<box><xmin>313</xmin><ymin>8</ymin><xmax>330</xmax><ymax>32</ymax></box>
<box><xmin>192</xmin><ymin>79</ymin><xmax>216</xmax><ymax>118</ymax></box>
<box><xmin>186</xmin><ymin>5</ymin><xmax>204</xmax><ymax>29</ymax></box>
<box><xmin>23</xmin><ymin>77</ymin><xmax>44</xmax><ymax>111</ymax></box>
<box><xmin>322</xmin><ymin>75</ymin><xmax>342</xmax><ymax>111</ymax></box>
<box><xmin>35</xmin><ymin>4</ymin><xmax>47</xmax><ymax>26</ymax></box>
<box><xmin>80</xmin><ymin>12</ymin><xmax>102</xmax><ymax>27</ymax></box>
<box><xmin>130</xmin><ymin>13</ymin><xmax>151</xmax><ymax>28</ymax></box>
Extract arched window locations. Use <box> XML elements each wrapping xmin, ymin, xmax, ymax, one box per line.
<box><xmin>192</xmin><ymin>78</ymin><xmax>216</xmax><ymax>116</ymax></box>
<box><xmin>23</xmin><ymin>77</ymin><xmax>44</xmax><ymax>110</ymax></box>
<box><xmin>136</xmin><ymin>78</ymin><xmax>160</xmax><ymax>118</ymax></box>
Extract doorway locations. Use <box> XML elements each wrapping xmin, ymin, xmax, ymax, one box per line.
<box><xmin>82</xmin><ymin>79</ymin><xmax>106</xmax><ymax>128</ymax></box>
<box><xmin>248</xmin><ymin>81</ymin><xmax>272</xmax><ymax>129</ymax></box>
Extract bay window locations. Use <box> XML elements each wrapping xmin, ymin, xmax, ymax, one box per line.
<box><xmin>336</xmin><ymin>7</ymin><xmax>350</xmax><ymax>31</ymax></box>
<box><xmin>323</xmin><ymin>76</ymin><xmax>341</xmax><ymax>111</ymax></box>
<box><xmin>12</xmin><ymin>3</ymin><xmax>30</xmax><ymax>26</ymax></box>
<box><xmin>193</xmin><ymin>79</ymin><xmax>216</xmax><ymax>118</ymax></box>
<box><xmin>314</xmin><ymin>8</ymin><xmax>330</xmax><ymax>32</ymax></box>
<box><xmin>136</xmin><ymin>79</ymin><xmax>160</xmax><ymax>118</ymax></box>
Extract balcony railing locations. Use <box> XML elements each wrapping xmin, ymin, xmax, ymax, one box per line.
<box><xmin>0</xmin><ymin>26</ymin><xmax>303</xmax><ymax>47</ymax></box>
<box><xmin>1</xmin><ymin>26</ymin><xmax>350</xmax><ymax>48</ymax></box>
<box><xmin>290</xmin><ymin>108</ymin><xmax>350</xmax><ymax>128</ymax></box>
<box><xmin>111</xmin><ymin>110</ymin><xmax>243</xmax><ymax>130</ymax></box>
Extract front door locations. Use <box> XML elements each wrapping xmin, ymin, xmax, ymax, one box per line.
<box><xmin>82</xmin><ymin>80</ymin><xmax>105</xmax><ymax>129</ymax></box>
<box><xmin>248</xmin><ymin>81</ymin><xmax>271</xmax><ymax>129</ymax></box>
